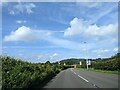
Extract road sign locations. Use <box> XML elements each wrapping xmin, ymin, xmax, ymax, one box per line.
<box><xmin>58</xmin><ymin>62</ymin><xmax>60</xmax><ymax>65</ymax></box>
<box><xmin>79</xmin><ymin>61</ymin><xmax>82</xmax><ymax>65</ymax></box>
<box><xmin>86</xmin><ymin>60</ymin><xmax>91</xmax><ymax>65</ymax></box>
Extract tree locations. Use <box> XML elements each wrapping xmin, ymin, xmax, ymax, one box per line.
<box><xmin>45</xmin><ymin>61</ymin><xmax>51</xmax><ymax>64</ymax></box>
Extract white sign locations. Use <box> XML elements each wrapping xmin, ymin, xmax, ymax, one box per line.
<box><xmin>88</xmin><ymin>60</ymin><xmax>91</xmax><ymax>65</ymax></box>
<box><xmin>86</xmin><ymin>60</ymin><xmax>91</xmax><ymax>65</ymax></box>
<box><xmin>64</xmin><ymin>63</ymin><xmax>66</xmax><ymax>66</ymax></box>
<box><xmin>79</xmin><ymin>61</ymin><xmax>82</xmax><ymax>65</ymax></box>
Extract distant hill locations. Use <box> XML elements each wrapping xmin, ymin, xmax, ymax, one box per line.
<box><xmin>58</xmin><ymin>53</ymin><xmax>120</xmax><ymax>71</ymax></box>
<box><xmin>59</xmin><ymin>58</ymin><xmax>86</xmax><ymax>65</ymax></box>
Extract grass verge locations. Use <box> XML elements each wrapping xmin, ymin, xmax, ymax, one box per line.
<box><xmin>79</xmin><ymin>68</ymin><xmax>120</xmax><ymax>75</ymax></box>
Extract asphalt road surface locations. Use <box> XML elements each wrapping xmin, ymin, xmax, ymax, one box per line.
<box><xmin>44</xmin><ymin>68</ymin><xmax>118</xmax><ymax>88</ymax></box>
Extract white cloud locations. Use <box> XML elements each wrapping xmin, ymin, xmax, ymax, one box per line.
<box><xmin>9</xmin><ymin>10</ymin><xmax>15</xmax><ymax>15</ymax></box>
<box><xmin>16</xmin><ymin>20</ymin><xmax>26</xmax><ymax>24</ymax></box>
<box><xmin>85</xmin><ymin>24</ymin><xmax>117</xmax><ymax>37</ymax></box>
<box><xmin>62</xmin><ymin>2</ymin><xmax>117</xmax><ymax>25</ymax></box>
<box><xmin>87</xmin><ymin>4</ymin><xmax>117</xmax><ymax>24</ymax></box>
<box><xmin>64</xmin><ymin>17</ymin><xmax>117</xmax><ymax>38</ymax></box>
<box><xmin>92</xmin><ymin>49</ymin><xmax>109</xmax><ymax>54</ymax></box>
<box><xmin>37</xmin><ymin>55</ymin><xmax>44</xmax><ymax>60</ymax></box>
<box><xmin>3</xmin><ymin>26</ymin><xmax>51</xmax><ymax>42</ymax></box>
<box><xmin>98</xmin><ymin>54</ymin><xmax>101</xmax><ymax>57</ymax></box>
<box><xmin>113</xmin><ymin>48</ymin><xmax>118</xmax><ymax>52</ymax></box>
<box><xmin>77</xmin><ymin>2</ymin><xmax>102</xmax><ymax>8</ymax></box>
<box><xmin>3</xmin><ymin>25</ymin><xmax>92</xmax><ymax>52</ymax></box>
<box><xmin>48</xmin><ymin>53</ymin><xmax>59</xmax><ymax>60</ymax></box>
<box><xmin>18</xmin><ymin>53</ymin><xmax>23</xmax><ymax>56</ymax></box>
<box><xmin>53</xmin><ymin>53</ymin><xmax>58</xmax><ymax>56</ymax></box>
<box><xmin>46</xmin><ymin>36</ymin><xmax>94</xmax><ymax>51</ymax></box>
<box><xmin>35</xmin><ymin>53</ymin><xmax>59</xmax><ymax>62</ymax></box>
<box><xmin>64</xmin><ymin>18</ymin><xmax>87</xmax><ymax>37</ymax></box>
<box><xmin>9</xmin><ymin>3</ymin><xmax>36</xmax><ymax>15</ymax></box>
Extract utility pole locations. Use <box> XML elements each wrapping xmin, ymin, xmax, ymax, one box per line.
<box><xmin>86</xmin><ymin>60</ymin><xmax>89</xmax><ymax>70</ymax></box>
<box><xmin>84</xmin><ymin>42</ymin><xmax>88</xmax><ymax>70</ymax></box>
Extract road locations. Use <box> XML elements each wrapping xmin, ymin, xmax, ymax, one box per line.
<box><xmin>44</xmin><ymin>68</ymin><xmax>118</xmax><ymax>88</ymax></box>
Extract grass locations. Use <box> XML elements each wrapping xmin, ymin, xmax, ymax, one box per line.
<box><xmin>79</xmin><ymin>68</ymin><xmax>120</xmax><ymax>75</ymax></box>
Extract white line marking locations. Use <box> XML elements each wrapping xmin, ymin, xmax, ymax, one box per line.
<box><xmin>71</xmin><ymin>69</ymin><xmax>73</xmax><ymax>72</ymax></box>
<box><xmin>71</xmin><ymin>70</ymin><xmax>98</xmax><ymax>87</ymax></box>
<box><xmin>74</xmin><ymin>72</ymin><xmax>76</xmax><ymax>75</ymax></box>
<box><xmin>78</xmin><ymin>75</ymin><xmax>89</xmax><ymax>83</ymax></box>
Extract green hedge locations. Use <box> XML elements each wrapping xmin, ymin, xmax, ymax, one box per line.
<box><xmin>1</xmin><ymin>56</ymin><xmax>62</xmax><ymax>89</ymax></box>
<box><xmin>92</xmin><ymin>54</ymin><xmax>120</xmax><ymax>71</ymax></box>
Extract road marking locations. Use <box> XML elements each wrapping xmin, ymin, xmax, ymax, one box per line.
<box><xmin>78</xmin><ymin>75</ymin><xmax>89</xmax><ymax>83</ymax></box>
<box><xmin>71</xmin><ymin>69</ymin><xmax>89</xmax><ymax>83</ymax></box>
<box><xmin>71</xmin><ymin>68</ymin><xmax>73</xmax><ymax>72</ymax></box>
<box><xmin>71</xmin><ymin>69</ymin><xmax>98</xmax><ymax>88</ymax></box>
<box><xmin>74</xmin><ymin>72</ymin><xmax>76</xmax><ymax>75</ymax></box>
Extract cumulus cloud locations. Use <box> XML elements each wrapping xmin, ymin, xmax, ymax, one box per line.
<box><xmin>64</xmin><ymin>17</ymin><xmax>117</xmax><ymax>38</ymax></box>
<box><xmin>85</xmin><ymin>24</ymin><xmax>117</xmax><ymax>37</ymax></box>
<box><xmin>64</xmin><ymin>18</ymin><xmax>87</xmax><ymax>37</ymax></box>
<box><xmin>9</xmin><ymin>3</ymin><xmax>36</xmax><ymax>15</ymax></box>
<box><xmin>3</xmin><ymin>26</ymin><xmax>51</xmax><ymax>42</ymax></box>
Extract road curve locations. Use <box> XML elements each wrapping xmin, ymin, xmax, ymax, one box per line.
<box><xmin>44</xmin><ymin>68</ymin><xmax>118</xmax><ymax>88</ymax></box>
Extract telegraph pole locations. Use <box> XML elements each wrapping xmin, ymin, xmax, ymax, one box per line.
<box><xmin>86</xmin><ymin>60</ymin><xmax>88</xmax><ymax>70</ymax></box>
<box><xmin>84</xmin><ymin>42</ymin><xmax>88</xmax><ymax>70</ymax></box>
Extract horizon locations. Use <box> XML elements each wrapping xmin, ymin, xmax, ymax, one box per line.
<box><xmin>1</xmin><ymin>2</ymin><xmax>118</xmax><ymax>63</ymax></box>
<box><xmin>1</xmin><ymin>52</ymin><xmax>118</xmax><ymax>64</ymax></box>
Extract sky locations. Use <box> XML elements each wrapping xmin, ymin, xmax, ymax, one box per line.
<box><xmin>1</xmin><ymin>1</ymin><xmax>118</xmax><ymax>63</ymax></box>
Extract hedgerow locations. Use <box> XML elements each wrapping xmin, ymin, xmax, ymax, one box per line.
<box><xmin>92</xmin><ymin>53</ymin><xmax>120</xmax><ymax>71</ymax></box>
<box><xmin>1</xmin><ymin>56</ymin><xmax>62</xmax><ymax>89</ymax></box>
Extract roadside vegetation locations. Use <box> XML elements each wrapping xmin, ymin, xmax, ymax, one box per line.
<box><xmin>1</xmin><ymin>56</ymin><xmax>63</xmax><ymax>89</ymax></box>
<box><xmin>1</xmin><ymin>53</ymin><xmax>119</xmax><ymax>89</ymax></box>
<box><xmin>92</xmin><ymin>53</ymin><xmax>120</xmax><ymax>71</ymax></box>
<box><xmin>60</xmin><ymin>53</ymin><xmax>120</xmax><ymax>74</ymax></box>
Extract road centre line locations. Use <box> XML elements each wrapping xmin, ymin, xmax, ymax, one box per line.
<box><xmin>71</xmin><ymin>69</ymin><xmax>99</xmax><ymax>88</ymax></box>
<box><xmin>71</xmin><ymin>69</ymin><xmax>89</xmax><ymax>83</ymax></box>
<box><xmin>74</xmin><ymin>72</ymin><xmax>76</xmax><ymax>74</ymax></box>
<box><xmin>71</xmin><ymin>68</ymin><xmax>73</xmax><ymax>72</ymax></box>
<box><xmin>77</xmin><ymin>75</ymin><xmax>89</xmax><ymax>83</ymax></box>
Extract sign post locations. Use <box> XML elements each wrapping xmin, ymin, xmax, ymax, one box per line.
<box><xmin>86</xmin><ymin>60</ymin><xmax>91</xmax><ymax>69</ymax></box>
<box><xmin>86</xmin><ymin>60</ymin><xmax>88</xmax><ymax>69</ymax></box>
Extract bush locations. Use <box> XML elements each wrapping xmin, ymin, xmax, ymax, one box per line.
<box><xmin>1</xmin><ymin>56</ymin><xmax>62</xmax><ymax>89</ymax></box>
<box><xmin>92</xmin><ymin>53</ymin><xmax>120</xmax><ymax>71</ymax></box>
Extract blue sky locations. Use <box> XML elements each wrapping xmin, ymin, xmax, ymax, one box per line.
<box><xmin>1</xmin><ymin>2</ymin><xmax>118</xmax><ymax>63</ymax></box>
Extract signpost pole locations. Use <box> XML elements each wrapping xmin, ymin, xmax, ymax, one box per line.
<box><xmin>84</xmin><ymin>42</ymin><xmax>89</xmax><ymax>70</ymax></box>
<box><xmin>87</xmin><ymin>60</ymin><xmax>88</xmax><ymax>70</ymax></box>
